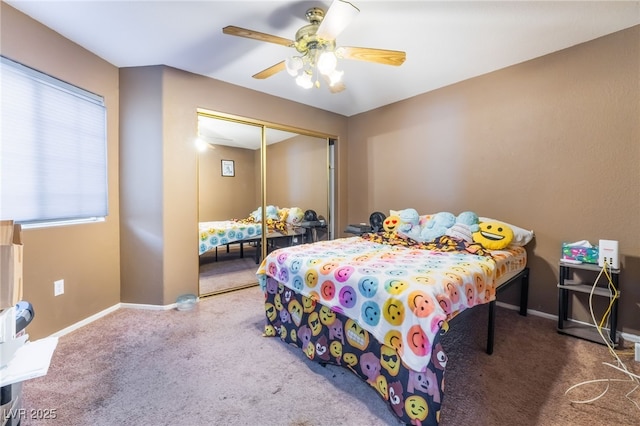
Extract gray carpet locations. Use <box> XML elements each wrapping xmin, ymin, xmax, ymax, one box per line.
<box><xmin>199</xmin><ymin>247</ymin><xmax>259</xmax><ymax>295</ymax></box>
<box><xmin>21</xmin><ymin>286</ymin><xmax>640</xmax><ymax>426</ymax></box>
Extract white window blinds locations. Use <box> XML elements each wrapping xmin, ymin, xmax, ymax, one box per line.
<box><xmin>0</xmin><ymin>56</ymin><xmax>108</xmax><ymax>225</ymax></box>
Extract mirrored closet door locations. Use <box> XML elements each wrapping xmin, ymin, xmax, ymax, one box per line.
<box><xmin>197</xmin><ymin>111</ymin><xmax>333</xmax><ymax>297</ymax></box>
<box><xmin>265</xmin><ymin>129</ymin><xmax>330</xmax><ymax>246</ymax></box>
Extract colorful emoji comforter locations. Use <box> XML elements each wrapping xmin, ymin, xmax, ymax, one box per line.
<box><xmin>258</xmin><ymin>234</ymin><xmax>526</xmax><ymax>425</ymax></box>
<box><xmin>257</xmin><ymin>235</ymin><xmax>526</xmax><ymax>372</ymax></box>
<box><xmin>199</xmin><ymin>220</ymin><xmax>262</xmax><ymax>255</ymax></box>
<box><xmin>199</xmin><ymin>217</ymin><xmax>304</xmax><ymax>256</ymax></box>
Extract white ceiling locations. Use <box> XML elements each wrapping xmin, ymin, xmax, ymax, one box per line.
<box><xmin>197</xmin><ymin>114</ymin><xmax>300</xmax><ymax>149</ymax></box>
<box><xmin>5</xmin><ymin>1</ymin><xmax>640</xmax><ymax>117</ymax></box>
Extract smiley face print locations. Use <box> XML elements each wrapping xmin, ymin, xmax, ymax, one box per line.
<box><xmin>358</xmin><ymin>276</ymin><xmax>379</xmax><ymax>298</ymax></box>
<box><xmin>384</xmin><ymin>279</ymin><xmax>409</xmax><ymax>295</ymax></box>
<box><xmin>384</xmin><ymin>330</ymin><xmax>404</xmax><ymax>355</ymax></box>
<box><xmin>329</xmin><ymin>340</ymin><xmax>342</xmax><ymax>360</ymax></box>
<box><xmin>408</xmin><ymin>290</ymin><xmax>436</xmax><ymax>318</ymax></box>
<box><xmin>383</xmin><ymin>298</ymin><xmax>405</xmax><ymax>326</ymax></box>
<box><xmin>361</xmin><ymin>301</ymin><xmax>381</xmax><ymax>327</ymax></box>
<box><xmin>343</xmin><ymin>352</ymin><xmax>358</xmax><ymax>367</ymax></box>
<box><xmin>305</xmin><ymin>269</ymin><xmax>318</xmax><ymax>288</ymax></box>
<box><xmin>334</xmin><ymin>265</ymin><xmax>355</xmax><ymax>283</ymax></box>
<box><xmin>320</xmin><ymin>261</ymin><xmax>339</xmax><ymax>275</ymax></box>
<box><xmin>406</xmin><ymin>325</ymin><xmax>428</xmax><ymax>357</ymax></box>
<box><xmin>345</xmin><ymin>319</ymin><xmax>370</xmax><ymax>350</ymax></box>
<box><xmin>380</xmin><ymin>345</ymin><xmax>401</xmax><ymax>376</ymax></box>
<box><xmin>302</xmin><ymin>295</ymin><xmax>316</xmax><ymax>313</ymax></box>
<box><xmin>405</xmin><ymin>395</ymin><xmax>428</xmax><ymax>422</ymax></box>
<box><xmin>308</xmin><ymin>312</ymin><xmax>322</xmax><ymax>336</ymax></box>
<box><xmin>472</xmin><ymin>220</ymin><xmax>514</xmax><ymax>250</ymax></box>
<box><xmin>339</xmin><ymin>285</ymin><xmax>357</xmax><ymax>308</ymax></box>
<box><xmin>383</xmin><ymin>215</ymin><xmax>401</xmax><ymax>233</ymax></box>
<box><xmin>320</xmin><ymin>280</ymin><xmax>336</xmax><ymax>301</ymax></box>
<box><xmin>376</xmin><ymin>375</ymin><xmax>389</xmax><ymax>400</ymax></box>
<box><xmin>288</xmin><ymin>299</ymin><xmax>303</xmax><ymax>327</ymax></box>
<box><xmin>319</xmin><ymin>305</ymin><xmax>337</xmax><ymax>325</ymax></box>
<box><xmin>264</xmin><ymin>302</ymin><xmax>277</xmax><ymax>322</ymax></box>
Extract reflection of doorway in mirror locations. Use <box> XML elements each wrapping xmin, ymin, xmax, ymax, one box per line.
<box><xmin>221</xmin><ymin>159</ymin><xmax>235</xmax><ymax>177</ymax></box>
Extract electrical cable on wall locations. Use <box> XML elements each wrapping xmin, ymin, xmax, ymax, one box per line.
<box><xmin>564</xmin><ymin>261</ymin><xmax>640</xmax><ymax>411</ymax></box>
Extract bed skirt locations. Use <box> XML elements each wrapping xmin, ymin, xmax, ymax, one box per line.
<box><xmin>263</xmin><ymin>279</ymin><xmax>445</xmax><ymax>426</ymax></box>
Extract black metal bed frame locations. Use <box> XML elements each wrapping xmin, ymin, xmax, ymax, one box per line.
<box><xmin>486</xmin><ymin>267</ymin><xmax>530</xmax><ymax>354</ymax></box>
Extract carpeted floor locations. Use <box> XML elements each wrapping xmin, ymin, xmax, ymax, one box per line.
<box><xmin>20</xmin><ymin>286</ymin><xmax>640</xmax><ymax>426</ymax></box>
<box><xmin>199</xmin><ymin>247</ymin><xmax>259</xmax><ymax>295</ymax></box>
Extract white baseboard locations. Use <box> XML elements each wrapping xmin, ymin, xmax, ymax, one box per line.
<box><xmin>50</xmin><ymin>303</ymin><xmax>120</xmax><ymax>338</ymax></box>
<box><xmin>621</xmin><ymin>332</ymin><xmax>640</xmax><ymax>344</ymax></box>
<box><xmin>496</xmin><ymin>301</ymin><xmax>556</xmax><ymax>320</ymax></box>
<box><xmin>119</xmin><ymin>302</ymin><xmax>179</xmax><ymax>311</ymax></box>
<box><xmin>496</xmin><ymin>301</ymin><xmax>640</xmax><ymax>343</ymax></box>
<box><xmin>49</xmin><ymin>300</ymin><xmax>191</xmax><ymax>338</ymax></box>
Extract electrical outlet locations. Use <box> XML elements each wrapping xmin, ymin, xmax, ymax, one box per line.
<box><xmin>54</xmin><ymin>279</ymin><xmax>64</xmax><ymax>296</ymax></box>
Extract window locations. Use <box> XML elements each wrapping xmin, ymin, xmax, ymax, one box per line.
<box><xmin>0</xmin><ymin>56</ymin><xmax>107</xmax><ymax>226</ymax></box>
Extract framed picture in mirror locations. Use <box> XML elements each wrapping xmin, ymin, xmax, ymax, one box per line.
<box><xmin>221</xmin><ymin>160</ymin><xmax>235</xmax><ymax>177</ymax></box>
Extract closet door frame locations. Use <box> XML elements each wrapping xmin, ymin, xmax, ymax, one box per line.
<box><xmin>197</xmin><ymin>108</ymin><xmax>336</xmax><ymax>289</ymax></box>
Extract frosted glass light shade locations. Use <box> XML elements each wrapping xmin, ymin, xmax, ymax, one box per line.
<box><xmin>317</xmin><ymin>51</ymin><xmax>337</xmax><ymax>76</ymax></box>
<box><xmin>295</xmin><ymin>72</ymin><xmax>313</xmax><ymax>89</ymax></box>
<box><xmin>328</xmin><ymin>69</ymin><xmax>344</xmax><ymax>86</ymax></box>
<box><xmin>285</xmin><ymin>56</ymin><xmax>303</xmax><ymax>76</ymax></box>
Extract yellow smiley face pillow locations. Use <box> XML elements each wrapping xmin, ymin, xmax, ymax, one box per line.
<box><xmin>472</xmin><ymin>220</ymin><xmax>514</xmax><ymax>250</ymax></box>
<box><xmin>383</xmin><ymin>215</ymin><xmax>401</xmax><ymax>233</ymax></box>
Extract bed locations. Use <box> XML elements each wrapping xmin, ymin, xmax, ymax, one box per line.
<box><xmin>257</xmin><ymin>214</ymin><xmax>531</xmax><ymax>425</ymax></box>
<box><xmin>199</xmin><ymin>207</ymin><xmax>308</xmax><ymax>262</ymax></box>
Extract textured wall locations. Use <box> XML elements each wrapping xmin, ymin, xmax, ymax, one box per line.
<box><xmin>346</xmin><ymin>26</ymin><xmax>640</xmax><ymax>335</ymax></box>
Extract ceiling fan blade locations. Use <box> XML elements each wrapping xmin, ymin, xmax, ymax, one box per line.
<box><xmin>223</xmin><ymin>26</ymin><xmax>294</xmax><ymax>47</ymax></box>
<box><xmin>336</xmin><ymin>46</ymin><xmax>406</xmax><ymax>66</ymax></box>
<box><xmin>316</xmin><ymin>0</ymin><xmax>360</xmax><ymax>40</ymax></box>
<box><xmin>252</xmin><ymin>61</ymin><xmax>286</xmax><ymax>79</ymax></box>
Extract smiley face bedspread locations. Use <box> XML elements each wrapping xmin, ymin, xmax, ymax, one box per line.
<box><xmin>199</xmin><ymin>217</ymin><xmax>308</xmax><ymax>256</ymax></box>
<box><xmin>257</xmin><ymin>235</ymin><xmax>515</xmax><ymax>372</ymax></box>
<box><xmin>199</xmin><ymin>220</ymin><xmax>262</xmax><ymax>255</ymax></box>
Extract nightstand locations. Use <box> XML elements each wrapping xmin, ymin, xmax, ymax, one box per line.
<box><xmin>299</xmin><ymin>220</ymin><xmax>327</xmax><ymax>243</ymax></box>
<box><xmin>557</xmin><ymin>261</ymin><xmax>620</xmax><ymax>346</ymax></box>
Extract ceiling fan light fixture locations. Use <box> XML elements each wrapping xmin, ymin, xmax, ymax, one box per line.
<box><xmin>223</xmin><ymin>0</ymin><xmax>405</xmax><ymax>93</ymax></box>
<box><xmin>317</xmin><ymin>50</ymin><xmax>337</xmax><ymax>75</ymax></box>
<box><xmin>295</xmin><ymin>72</ymin><xmax>314</xmax><ymax>89</ymax></box>
<box><xmin>328</xmin><ymin>69</ymin><xmax>344</xmax><ymax>86</ymax></box>
<box><xmin>285</xmin><ymin>56</ymin><xmax>303</xmax><ymax>76</ymax></box>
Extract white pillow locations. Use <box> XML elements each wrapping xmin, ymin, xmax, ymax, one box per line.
<box><xmin>479</xmin><ymin>217</ymin><xmax>534</xmax><ymax>246</ymax></box>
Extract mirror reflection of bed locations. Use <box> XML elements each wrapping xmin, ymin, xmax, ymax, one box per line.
<box><xmin>197</xmin><ymin>113</ymin><xmax>331</xmax><ymax>296</ymax></box>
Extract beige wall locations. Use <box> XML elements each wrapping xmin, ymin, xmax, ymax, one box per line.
<box><xmin>266</xmin><ymin>135</ymin><xmax>329</xmax><ymax>220</ymax></box>
<box><xmin>118</xmin><ymin>66</ymin><xmax>348</xmax><ymax>306</ymax></box>
<box><xmin>118</xmin><ymin>66</ymin><xmax>164</xmax><ymax>305</ymax></box>
<box><xmin>347</xmin><ymin>26</ymin><xmax>640</xmax><ymax>335</ymax></box>
<box><xmin>0</xmin><ymin>4</ymin><xmax>121</xmax><ymax>338</ymax></box>
<box><xmin>198</xmin><ymin>145</ymin><xmax>258</xmax><ymax>221</ymax></box>
<box><xmin>199</xmin><ymin>133</ymin><xmax>330</xmax><ymax>222</ymax></box>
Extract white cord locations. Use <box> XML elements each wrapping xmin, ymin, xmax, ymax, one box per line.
<box><xmin>564</xmin><ymin>260</ymin><xmax>640</xmax><ymax>412</ymax></box>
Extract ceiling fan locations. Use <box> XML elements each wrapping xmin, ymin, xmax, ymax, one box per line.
<box><xmin>222</xmin><ymin>0</ymin><xmax>406</xmax><ymax>93</ymax></box>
